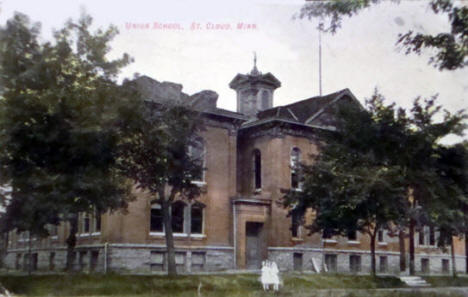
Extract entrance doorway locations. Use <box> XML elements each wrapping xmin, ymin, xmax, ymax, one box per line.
<box><xmin>245</xmin><ymin>222</ymin><xmax>263</xmax><ymax>269</ymax></box>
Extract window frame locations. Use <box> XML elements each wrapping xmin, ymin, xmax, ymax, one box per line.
<box><xmin>188</xmin><ymin>137</ymin><xmax>206</xmax><ymax>185</ymax></box>
<box><xmin>290</xmin><ymin>147</ymin><xmax>302</xmax><ymax>190</ymax></box>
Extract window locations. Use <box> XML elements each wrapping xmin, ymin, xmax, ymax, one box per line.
<box><xmin>442</xmin><ymin>259</ymin><xmax>449</xmax><ymax>273</ymax></box>
<box><xmin>378</xmin><ymin>230</ymin><xmax>384</xmax><ymax>242</ymax></box>
<box><xmin>290</xmin><ymin>148</ymin><xmax>302</xmax><ymax>189</ymax></box>
<box><xmin>189</xmin><ymin>137</ymin><xmax>205</xmax><ymax>182</ymax></box>
<box><xmin>418</xmin><ymin>228</ymin><xmax>425</xmax><ymax>245</ymax></box>
<box><xmin>83</xmin><ymin>213</ymin><xmax>90</xmax><ymax>233</ymax></box>
<box><xmin>322</xmin><ymin>229</ymin><xmax>333</xmax><ymax>239</ymax></box>
<box><xmin>325</xmin><ymin>254</ymin><xmax>337</xmax><ymax>272</ymax></box>
<box><xmin>253</xmin><ymin>149</ymin><xmax>261</xmax><ymax>190</ymax></box>
<box><xmin>418</xmin><ymin>226</ymin><xmax>438</xmax><ymax>246</ymax></box>
<box><xmin>350</xmin><ymin>255</ymin><xmax>361</xmax><ymax>273</ymax></box>
<box><xmin>291</xmin><ymin>210</ymin><xmax>301</xmax><ymax>238</ymax></box>
<box><xmin>49</xmin><ymin>252</ymin><xmax>55</xmax><ymax>270</ymax></box>
<box><xmin>91</xmin><ymin>251</ymin><xmax>99</xmax><ymax>272</ymax></box>
<box><xmin>347</xmin><ymin>230</ymin><xmax>357</xmax><ymax>241</ymax></box>
<box><xmin>379</xmin><ymin>256</ymin><xmax>388</xmax><ymax>273</ymax></box>
<box><xmin>150</xmin><ymin>203</ymin><xmax>163</xmax><ymax>232</ymax></box>
<box><xmin>172</xmin><ymin>201</ymin><xmax>186</xmax><ymax>233</ymax></box>
<box><xmin>293</xmin><ymin>253</ymin><xmax>303</xmax><ymax>271</ymax></box>
<box><xmin>429</xmin><ymin>226</ymin><xmax>435</xmax><ymax>246</ymax></box>
<box><xmin>150</xmin><ymin>201</ymin><xmax>204</xmax><ymax>235</ymax></box>
<box><xmin>261</xmin><ymin>90</ymin><xmax>269</xmax><ymax>110</ymax></box>
<box><xmin>94</xmin><ymin>211</ymin><xmax>101</xmax><ymax>233</ymax></box>
<box><xmin>191</xmin><ymin>203</ymin><xmax>204</xmax><ymax>234</ymax></box>
<box><xmin>421</xmin><ymin>258</ymin><xmax>430</xmax><ymax>273</ymax></box>
<box><xmin>191</xmin><ymin>252</ymin><xmax>206</xmax><ymax>272</ymax></box>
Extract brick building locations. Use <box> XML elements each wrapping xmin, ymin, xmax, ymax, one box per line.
<box><xmin>3</xmin><ymin>63</ymin><xmax>465</xmax><ymax>274</ymax></box>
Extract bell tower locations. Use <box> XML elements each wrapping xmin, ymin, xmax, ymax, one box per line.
<box><xmin>229</xmin><ymin>53</ymin><xmax>281</xmax><ymax>118</ymax></box>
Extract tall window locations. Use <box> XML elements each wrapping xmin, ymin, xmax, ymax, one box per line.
<box><xmin>171</xmin><ymin>201</ymin><xmax>186</xmax><ymax>233</ymax></box>
<box><xmin>253</xmin><ymin>149</ymin><xmax>261</xmax><ymax>190</ymax></box>
<box><xmin>191</xmin><ymin>203</ymin><xmax>204</xmax><ymax>234</ymax></box>
<box><xmin>95</xmin><ymin>211</ymin><xmax>101</xmax><ymax>233</ymax></box>
<box><xmin>429</xmin><ymin>226</ymin><xmax>435</xmax><ymax>246</ymax></box>
<box><xmin>378</xmin><ymin>229</ymin><xmax>384</xmax><ymax>242</ymax></box>
<box><xmin>150</xmin><ymin>203</ymin><xmax>163</xmax><ymax>232</ymax></box>
<box><xmin>291</xmin><ymin>209</ymin><xmax>301</xmax><ymax>238</ymax></box>
<box><xmin>83</xmin><ymin>213</ymin><xmax>90</xmax><ymax>233</ymax></box>
<box><xmin>290</xmin><ymin>148</ymin><xmax>301</xmax><ymax>189</ymax></box>
<box><xmin>189</xmin><ymin>137</ymin><xmax>205</xmax><ymax>182</ymax></box>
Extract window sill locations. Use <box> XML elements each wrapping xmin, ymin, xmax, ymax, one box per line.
<box><xmin>418</xmin><ymin>244</ymin><xmax>437</xmax><ymax>248</ymax></box>
<box><xmin>291</xmin><ymin>237</ymin><xmax>303</xmax><ymax>242</ymax></box>
<box><xmin>347</xmin><ymin>240</ymin><xmax>360</xmax><ymax>245</ymax></box>
<box><xmin>149</xmin><ymin>232</ymin><xmax>206</xmax><ymax>239</ymax></box>
<box><xmin>291</xmin><ymin>188</ymin><xmax>303</xmax><ymax>192</ymax></box>
<box><xmin>191</xmin><ymin>181</ymin><xmax>206</xmax><ymax>187</ymax></box>
<box><xmin>323</xmin><ymin>239</ymin><xmax>337</xmax><ymax>243</ymax></box>
<box><xmin>377</xmin><ymin>242</ymin><xmax>388</xmax><ymax>246</ymax></box>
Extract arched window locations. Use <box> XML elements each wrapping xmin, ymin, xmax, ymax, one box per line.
<box><xmin>291</xmin><ymin>147</ymin><xmax>301</xmax><ymax>189</ymax></box>
<box><xmin>150</xmin><ymin>203</ymin><xmax>163</xmax><ymax>232</ymax></box>
<box><xmin>261</xmin><ymin>90</ymin><xmax>269</xmax><ymax>110</ymax></box>
<box><xmin>189</xmin><ymin>137</ymin><xmax>205</xmax><ymax>182</ymax></box>
<box><xmin>172</xmin><ymin>201</ymin><xmax>186</xmax><ymax>233</ymax></box>
<box><xmin>191</xmin><ymin>202</ymin><xmax>205</xmax><ymax>234</ymax></box>
<box><xmin>253</xmin><ymin>149</ymin><xmax>262</xmax><ymax>190</ymax></box>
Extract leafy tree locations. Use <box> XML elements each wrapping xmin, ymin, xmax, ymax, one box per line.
<box><xmin>0</xmin><ymin>12</ymin><xmax>135</xmax><ymax>271</ymax></box>
<box><xmin>284</xmin><ymin>92</ymin><xmax>409</xmax><ymax>276</ymax></box>
<box><xmin>297</xmin><ymin>0</ymin><xmax>468</xmax><ymax>70</ymax></box>
<box><xmin>118</xmin><ymin>92</ymin><xmax>203</xmax><ymax>276</ymax></box>
<box><xmin>283</xmin><ymin>91</ymin><xmax>466</xmax><ymax>276</ymax></box>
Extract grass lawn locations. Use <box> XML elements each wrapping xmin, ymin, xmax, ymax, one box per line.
<box><xmin>0</xmin><ymin>273</ymin><xmax>466</xmax><ymax>297</ymax></box>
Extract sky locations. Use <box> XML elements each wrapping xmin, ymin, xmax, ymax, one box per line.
<box><xmin>1</xmin><ymin>0</ymin><xmax>467</xmax><ymax>143</ymax></box>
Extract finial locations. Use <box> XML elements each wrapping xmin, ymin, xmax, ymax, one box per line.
<box><xmin>250</xmin><ymin>51</ymin><xmax>261</xmax><ymax>76</ymax></box>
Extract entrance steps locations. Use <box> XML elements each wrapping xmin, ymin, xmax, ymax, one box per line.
<box><xmin>399</xmin><ymin>276</ymin><xmax>430</xmax><ymax>287</ymax></box>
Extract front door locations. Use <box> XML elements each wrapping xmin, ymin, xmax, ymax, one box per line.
<box><xmin>246</xmin><ymin>222</ymin><xmax>263</xmax><ymax>269</ymax></box>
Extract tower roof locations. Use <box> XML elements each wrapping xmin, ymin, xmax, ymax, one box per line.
<box><xmin>229</xmin><ymin>72</ymin><xmax>281</xmax><ymax>90</ymax></box>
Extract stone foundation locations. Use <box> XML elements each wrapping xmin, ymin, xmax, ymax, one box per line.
<box><xmin>268</xmin><ymin>247</ymin><xmax>465</xmax><ymax>275</ymax></box>
<box><xmin>4</xmin><ymin>245</ymin><xmax>465</xmax><ymax>275</ymax></box>
<box><xmin>4</xmin><ymin>244</ymin><xmax>235</xmax><ymax>273</ymax></box>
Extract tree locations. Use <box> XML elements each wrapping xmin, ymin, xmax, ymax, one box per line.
<box><xmin>298</xmin><ymin>0</ymin><xmax>467</xmax><ymax>70</ymax></box>
<box><xmin>283</xmin><ymin>90</ymin><xmax>467</xmax><ymax>276</ymax></box>
<box><xmin>118</xmin><ymin>92</ymin><xmax>204</xmax><ymax>276</ymax></box>
<box><xmin>0</xmin><ymin>12</ymin><xmax>135</xmax><ymax>271</ymax></box>
<box><xmin>283</xmin><ymin>92</ymin><xmax>408</xmax><ymax>276</ymax></box>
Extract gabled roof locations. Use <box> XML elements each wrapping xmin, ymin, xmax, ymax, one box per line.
<box><xmin>243</xmin><ymin>88</ymin><xmax>361</xmax><ymax>130</ymax></box>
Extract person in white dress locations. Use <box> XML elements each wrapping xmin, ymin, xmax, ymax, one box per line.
<box><xmin>261</xmin><ymin>261</ymin><xmax>270</xmax><ymax>291</ymax></box>
<box><xmin>270</xmin><ymin>261</ymin><xmax>280</xmax><ymax>291</ymax></box>
<box><xmin>260</xmin><ymin>260</ymin><xmax>280</xmax><ymax>291</ymax></box>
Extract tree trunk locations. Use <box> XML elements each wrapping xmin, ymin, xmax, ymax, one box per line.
<box><xmin>370</xmin><ymin>231</ymin><xmax>377</xmax><ymax>277</ymax></box>
<box><xmin>27</xmin><ymin>232</ymin><xmax>32</xmax><ymax>276</ymax></box>
<box><xmin>409</xmin><ymin>219</ymin><xmax>415</xmax><ymax>275</ymax></box>
<box><xmin>162</xmin><ymin>200</ymin><xmax>177</xmax><ymax>276</ymax></box>
<box><xmin>465</xmin><ymin>231</ymin><xmax>468</xmax><ymax>274</ymax></box>
<box><xmin>399</xmin><ymin>230</ymin><xmax>406</xmax><ymax>272</ymax></box>
<box><xmin>451</xmin><ymin>236</ymin><xmax>457</xmax><ymax>278</ymax></box>
<box><xmin>66</xmin><ymin>215</ymin><xmax>78</xmax><ymax>272</ymax></box>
